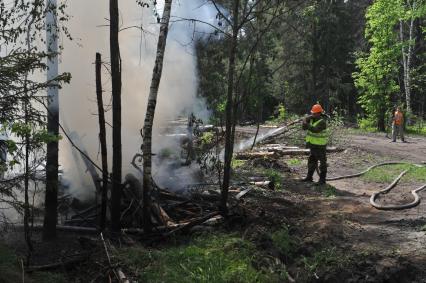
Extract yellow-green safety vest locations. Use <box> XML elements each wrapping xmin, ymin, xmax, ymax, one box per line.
<box><xmin>306</xmin><ymin>119</ymin><xmax>328</xmax><ymax>146</ymax></box>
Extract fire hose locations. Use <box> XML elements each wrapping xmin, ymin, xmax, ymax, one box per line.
<box><xmin>325</xmin><ymin>161</ymin><xmax>426</xmax><ymax>210</ymax></box>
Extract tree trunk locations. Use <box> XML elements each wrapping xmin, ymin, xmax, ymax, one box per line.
<box><xmin>110</xmin><ymin>0</ymin><xmax>122</xmax><ymax>233</ymax></box>
<box><xmin>221</xmin><ymin>0</ymin><xmax>240</xmax><ymax>215</ymax></box>
<box><xmin>142</xmin><ymin>0</ymin><xmax>173</xmax><ymax>232</ymax></box>
<box><xmin>406</xmin><ymin>0</ymin><xmax>415</xmax><ymax>118</ymax></box>
<box><xmin>400</xmin><ymin>0</ymin><xmax>416</xmax><ymax>118</ymax></box>
<box><xmin>95</xmin><ymin>53</ymin><xmax>109</xmax><ymax>231</ymax></box>
<box><xmin>43</xmin><ymin>0</ymin><xmax>59</xmax><ymax>241</ymax></box>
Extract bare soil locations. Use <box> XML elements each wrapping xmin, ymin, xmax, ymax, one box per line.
<box><xmin>246</xmin><ymin>131</ymin><xmax>426</xmax><ymax>282</ymax></box>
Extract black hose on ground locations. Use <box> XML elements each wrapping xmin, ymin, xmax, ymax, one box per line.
<box><xmin>324</xmin><ymin>162</ymin><xmax>426</xmax><ymax>210</ymax></box>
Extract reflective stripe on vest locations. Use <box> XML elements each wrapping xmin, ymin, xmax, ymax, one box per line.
<box><xmin>306</xmin><ymin>119</ymin><xmax>328</xmax><ymax>145</ymax></box>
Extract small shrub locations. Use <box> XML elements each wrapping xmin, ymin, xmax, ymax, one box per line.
<box><xmin>265</xmin><ymin>169</ymin><xmax>282</xmax><ymax>190</ymax></box>
<box><xmin>271</xmin><ymin>226</ymin><xmax>297</xmax><ymax>258</ymax></box>
<box><xmin>357</xmin><ymin>117</ymin><xmax>377</xmax><ymax>132</ymax></box>
<box><xmin>200</xmin><ymin>132</ymin><xmax>214</xmax><ymax>145</ymax></box>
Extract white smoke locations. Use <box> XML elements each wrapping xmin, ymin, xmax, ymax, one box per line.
<box><xmin>58</xmin><ymin>0</ymin><xmax>220</xmax><ymax>197</ymax></box>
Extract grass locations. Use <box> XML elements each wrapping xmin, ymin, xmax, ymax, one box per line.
<box><xmin>116</xmin><ymin>233</ymin><xmax>281</xmax><ymax>283</ymax></box>
<box><xmin>264</xmin><ymin>169</ymin><xmax>283</xmax><ymax>190</ymax></box>
<box><xmin>0</xmin><ymin>244</ymin><xmax>66</xmax><ymax>283</ymax></box>
<box><xmin>322</xmin><ymin>185</ymin><xmax>338</xmax><ymax>198</ymax></box>
<box><xmin>302</xmin><ymin>247</ymin><xmax>350</xmax><ymax>275</ymax></box>
<box><xmin>287</xmin><ymin>158</ymin><xmax>302</xmax><ymax>166</ymax></box>
<box><xmin>406</xmin><ymin>125</ymin><xmax>426</xmax><ymax>136</ymax></box>
<box><xmin>231</xmin><ymin>158</ymin><xmax>247</xmax><ymax>169</ymax></box>
<box><xmin>362</xmin><ymin>164</ymin><xmax>426</xmax><ymax>183</ymax></box>
<box><xmin>271</xmin><ymin>226</ymin><xmax>298</xmax><ymax>259</ymax></box>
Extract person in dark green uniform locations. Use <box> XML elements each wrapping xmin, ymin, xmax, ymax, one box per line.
<box><xmin>301</xmin><ymin>103</ymin><xmax>328</xmax><ymax>185</ymax></box>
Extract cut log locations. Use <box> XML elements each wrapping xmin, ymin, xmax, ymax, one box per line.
<box><xmin>235</xmin><ymin>151</ymin><xmax>276</xmax><ymax>160</ymax></box>
<box><xmin>256</xmin><ymin>145</ymin><xmax>299</xmax><ymax>152</ymax></box>
<box><xmin>236</xmin><ymin>188</ymin><xmax>253</xmax><ymax>200</ymax></box>
<box><xmin>238</xmin><ymin>147</ymin><xmax>343</xmax><ymax>158</ymax></box>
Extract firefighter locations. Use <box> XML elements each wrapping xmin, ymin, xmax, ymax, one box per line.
<box><xmin>301</xmin><ymin>104</ymin><xmax>328</xmax><ymax>185</ymax></box>
<box><xmin>392</xmin><ymin>106</ymin><xmax>406</xmax><ymax>143</ymax></box>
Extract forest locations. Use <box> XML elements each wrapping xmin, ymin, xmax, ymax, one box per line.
<box><xmin>1</xmin><ymin>0</ymin><xmax>426</xmax><ymax>282</ymax></box>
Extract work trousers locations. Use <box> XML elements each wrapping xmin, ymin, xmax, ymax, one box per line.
<box><xmin>307</xmin><ymin>146</ymin><xmax>327</xmax><ymax>181</ymax></box>
<box><xmin>392</xmin><ymin>124</ymin><xmax>405</xmax><ymax>142</ymax></box>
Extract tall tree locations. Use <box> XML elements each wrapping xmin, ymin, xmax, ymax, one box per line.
<box><xmin>354</xmin><ymin>0</ymin><xmax>426</xmax><ymax>129</ymax></box>
<box><xmin>142</xmin><ymin>0</ymin><xmax>173</xmax><ymax>232</ymax></box>
<box><xmin>43</xmin><ymin>0</ymin><xmax>60</xmax><ymax>241</ymax></box>
<box><xmin>109</xmin><ymin>0</ymin><xmax>122</xmax><ymax>233</ymax></box>
<box><xmin>221</xmin><ymin>0</ymin><xmax>239</xmax><ymax>215</ymax></box>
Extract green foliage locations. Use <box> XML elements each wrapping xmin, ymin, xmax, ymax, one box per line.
<box><xmin>362</xmin><ymin>164</ymin><xmax>426</xmax><ymax>183</ymax></box>
<box><xmin>264</xmin><ymin>169</ymin><xmax>282</xmax><ymax>190</ymax></box>
<box><xmin>323</xmin><ymin>185</ymin><xmax>337</xmax><ymax>198</ymax></box>
<box><xmin>271</xmin><ymin>226</ymin><xmax>297</xmax><ymax>258</ymax></box>
<box><xmin>406</xmin><ymin>118</ymin><xmax>426</xmax><ymax>136</ymax></box>
<box><xmin>357</xmin><ymin>116</ymin><xmax>378</xmax><ymax>132</ymax></box>
<box><xmin>354</xmin><ymin>0</ymin><xmax>426</xmax><ymax>125</ymax></box>
<box><xmin>302</xmin><ymin>247</ymin><xmax>350</xmax><ymax>275</ymax></box>
<box><xmin>287</xmin><ymin>158</ymin><xmax>302</xmax><ymax>166</ymax></box>
<box><xmin>231</xmin><ymin>158</ymin><xmax>246</xmax><ymax>169</ymax></box>
<box><xmin>327</xmin><ymin>110</ymin><xmax>346</xmax><ymax>146</ymax></box>
<box><xmin>117</xmin><ymin>234</ymin><xmax>278</xmax><ymax>283</ymax></box>
<box><xmin>277</xmin><ymin>103</ymin><xmax>287</xmax><ymax>123</ymax></box>
<box><xmin>200</xmin><ymin>132</ymin><xmax>214</xmax><ymax>145</ymax></box>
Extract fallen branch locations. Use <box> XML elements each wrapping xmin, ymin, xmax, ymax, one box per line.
<box><xmin>26</xmin><ymin>254</ymin><xmax>88</xmax><ymax>272</ymax></box>
<box><xmin>164</xmin><ymin>212</ymin><xmax>221</xmax><ymax>237</ymax></box>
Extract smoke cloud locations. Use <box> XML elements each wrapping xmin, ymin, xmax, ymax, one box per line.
<box><xmin>59</xmin><ymin>0</ymin><xmax>220</xmax><ymax>198</ymax></box>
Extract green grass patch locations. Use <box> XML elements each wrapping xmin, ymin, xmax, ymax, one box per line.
<box><xmin>116</xmin><ymin>234</ymin><xmax>279</xmax><ymax>283</ymax></box>
<box><xmin>302</xmin><ymin>247</ymin><xmax>350</xmax><ymax>275</ymax></box>
<box><xmin>322</xmin><ymin>185</ymin><xmax>337</xmax><ymax>198</ymax></box>
<box><xmin>362</xmin><ymin>164</ymin><xmax>426</xmax><ymax>183</ymax></box>
<box><xmin>264</xmin><ymin>169</ymin><xmax>283</xmax><ymax>190</ymax></box>
<box><xmin>231</xmin><ymin>158</ymin><xmax>247</xmax><ymax>169</ymax></box>
<box><xmin>287</xmin><ymin>158</ymin><xmax>302</xmax><ymax>166</ymax></box>
<box><xmin>406</xmin><ymin>125</ymin><xmax>426</xmax><ymax>136</ymax></box>
<box><xmin>271</xmin><ymin>226</ymin><xmax>298</xmax><ymax>259</ymax></box>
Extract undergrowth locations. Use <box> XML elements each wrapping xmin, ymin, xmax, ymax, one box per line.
<box><xmin>264</xmin><ymin>169</ymin><xmax>283</xmax><ymax>190</ymax></box>
<box><xmin>0</xmin><ymin>244</ymin><xmax>66</xmax><ymax>283</ymax></box>
<box><xmin>116</xmin><ymin>233</ymin><xmax>282</xmax><ymax>283</ymax></box>
<box><xmin>302</xmin><ymin>247</ymin><xmax>350</xmax><ymax>277</ymax></box>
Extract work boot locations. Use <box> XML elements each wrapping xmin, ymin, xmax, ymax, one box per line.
<box><xmin>315</xmin><ymin>171</ymin><xmax>327</xmax><ymax>186</ymax></box>
<box><xmin>301</xmin><ymin>176</ymin><xmax>313</xmax><ymax>182</ymax></box>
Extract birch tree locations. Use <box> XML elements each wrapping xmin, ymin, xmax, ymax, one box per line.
<box><xmin>141</xmin><ymin>0</ymin><xmax>173</xmax><ymax>232</ymax></box>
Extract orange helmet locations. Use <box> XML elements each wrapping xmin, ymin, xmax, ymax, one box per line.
<box><xmin>311</xmin><ymin>104</ymin><xmax>323</xmax><ymax>114</ymax></box>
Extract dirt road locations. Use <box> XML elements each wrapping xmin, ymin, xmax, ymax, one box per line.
<box><xmin>349</xmin><ymin>133</ymin><xmax>426</xmax><ymax>163</ymax></box>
